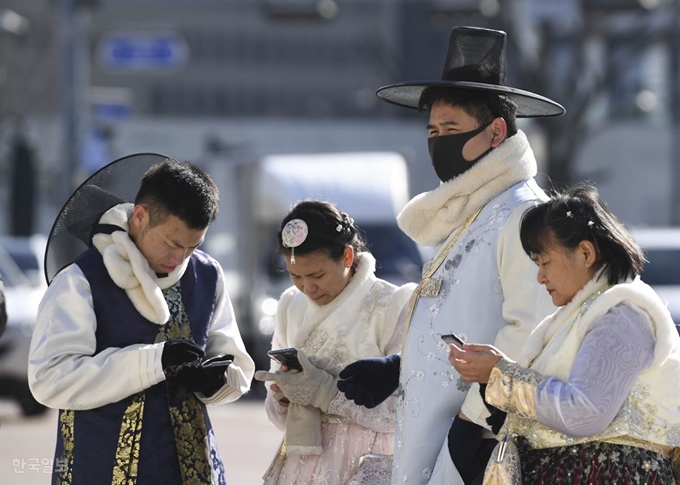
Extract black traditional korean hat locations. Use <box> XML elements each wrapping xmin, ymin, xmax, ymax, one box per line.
<box><xmin>376</xmin><ymin>26</ymin><xmax>565</xmax><ymax>118</ymax></box>
<box><xmin>44</xmin><ymin>153</ymin><xmax>170</xmax><ymax>284</ymax></box>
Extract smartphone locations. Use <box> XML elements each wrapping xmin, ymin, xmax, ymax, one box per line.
<box><xmin>441</xmin><ymin>333</ymin><xmax>465</xmax><ymax>346</ymax></box>
<box><xmin>267</xmin><ymin>347</ymin><xmax>302</xmax><ymax>371</ymax></box>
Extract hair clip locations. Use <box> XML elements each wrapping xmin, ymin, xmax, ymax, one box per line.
<box><xmin>336</xmin><ymin>224</ymin><xmax>342</xmax><ymax>232</ymax></box>
<box><xmin>566</xmin><ymin>211</ymin><xmax>573</xmax><ymax>218</ymax></box>
<box><xmin>281</xmin><ymin>219</ymin><xmax>309</xmax><ymax>264</ymax></box>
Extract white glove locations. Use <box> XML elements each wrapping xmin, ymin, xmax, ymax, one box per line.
<box><xmin>254</xmin><ymin>350</ymin><xmax>338</xmax><ymax>412</ymax></box>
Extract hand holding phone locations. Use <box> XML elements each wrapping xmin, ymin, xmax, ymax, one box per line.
<box><xmin>441</xmin><ymin>333</ymin><xmax>465</xmax><ymax>347</ymax></box>
<box><xmin>267</xmin><ymin>347</ymin><xmax>302</xmax><ymax>371</ymax></box>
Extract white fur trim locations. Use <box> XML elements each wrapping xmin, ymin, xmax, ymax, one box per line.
<box><xmin>91</xmin><ymin>203</ymin><xmax>189</xmax><ymax>325</ymax></box>
<box><xmin>522</xmin><ymin>273</ymin><xmax>678</xmax><ymax>369</ymax></box>
<box><xmin>397</xmin><ymin>130</ymin><xmax>537</xmax><ymax>246</ymax></box>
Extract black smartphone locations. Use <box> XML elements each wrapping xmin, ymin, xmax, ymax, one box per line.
<box><xmin>441</xmin><ymin>333</ymin><xmax>465</xmax><ymax>346</ymax></box>
<box><xmin>267</xmin><ymin>347</ymin><xmax>302</xmax><ymax>371</ymax></box>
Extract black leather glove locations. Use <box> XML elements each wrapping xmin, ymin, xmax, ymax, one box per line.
<box><xmin>176</xmin><ymin>354</ymin><xmax>234</xmax><ymax>396</ymax></box>
<box><xmin>161</xmin><ymin>339</ymin><xmax>205</xmax><ymax>375</ymax></box>
<box><xmin>337</xmin><ymin>354</ymin><xmax>400</xmax><ymax>408</ymax></box>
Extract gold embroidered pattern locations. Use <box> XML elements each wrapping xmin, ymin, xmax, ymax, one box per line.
<box><xmin>158</xmin><ymin>284</ymin><xmax>213</xmax><ymax>484</ymax></box>
<box><xmin>56</xmin><ymin>409</ymin><xmax>75</xmax><ymax>485</ymax></box>
<box><xmin>112</xmin><ymin>393</ymin><xmax>145</xmax><ymax>485</ymax></box>
<box><xmin>487</xmin><ymin>358</ymin><xmax>543</xmax><ymax>421</ymax></box>
<box><xmin>503</xmin><ymin>383</ymin><xmax>672</xmax><ymax>451</ymax></box>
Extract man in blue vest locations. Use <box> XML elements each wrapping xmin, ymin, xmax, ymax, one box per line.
<box><xmin>29</xmin><ymin>155</ymin><xmax>255</xmax><ymax>484</ymax></box>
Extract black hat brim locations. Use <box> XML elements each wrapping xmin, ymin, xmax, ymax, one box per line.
<box><xmin>376</xmin><ymin>81</ymin><xmax>565</xmax><ymax>118</ymax></box>
<box><xmin>44</xmin><ymin>152</ymin><xmax>169</xmax><ymax>284</ymax></box>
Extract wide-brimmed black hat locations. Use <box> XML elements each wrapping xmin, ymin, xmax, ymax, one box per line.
<box><xmin>377</xmin><ymin>26</ymin><xmax>565</xmax><ymax>118</ymax></box>
<box><xmin>44</xmin><ymin>153</ymin><xmax>170</xmax><ymax>284</ymax></box>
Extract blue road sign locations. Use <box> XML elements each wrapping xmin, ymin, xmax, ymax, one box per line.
<box><xmin>98</xmin><ymin>32</ymin><xmax>188</xmax><ymax>71</ymax></box>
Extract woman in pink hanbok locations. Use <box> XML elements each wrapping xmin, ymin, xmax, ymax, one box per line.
<box><xmin>255</xmin><ymin>200</ymin><xmax>415</xmax><ymax>485</ymax></box>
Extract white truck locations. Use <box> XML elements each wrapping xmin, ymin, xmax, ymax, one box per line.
<box><xmin>201</xmin><ymin>151</ymin><xmax>423</xmax><ymax>377</ymax></box>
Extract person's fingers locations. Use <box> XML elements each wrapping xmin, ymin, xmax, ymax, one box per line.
<box><xmin>353</xmin><ymin>388</ymin><xmax>367</xmax><ymax>406</ymax></box>
<box><xmin>177</xmin><ymin>339</ymin><xmax>205</xmax><ymax>356</ymax></box>
<box><xmin>463</xmin><ymin>343</ymin><xmax>493</xmax><ymax>353</ymax></box>
<box><xmin>297</xmin><ymin>350</ymin><xmax>313</xmax><ymax>372</ymax></box>
<box><xmin>338</xmin><ymin>361</ymin><xmax>361</xmax><ymax>379</ymax></box>
<box><xmin>254</xmin><ymin>370</ymin><xmax>277</xmax><ymax>382</ymax></box>
<box><xmin>271</xmin><ymin>383</ymin><xmax>282</xmax><ymax>393</ymax></box>
<box><xmin>344</xmin><ymin>382</ymin><xmax>358</xmax><ymax>400</ymax></box>
<box><xmin>448</xmin><ymin>343</ymin><xmax>468</xmax><ymax>361</ymax></box>
<box><xmin>364</xmin><ymin>393</ymin><xmax>377</xmax><ymax>409</ymax></box>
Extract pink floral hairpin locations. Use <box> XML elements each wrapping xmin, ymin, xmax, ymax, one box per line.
<box><xmin>281</xmin><ymin>219</ymin><xmax>309</xmax><ymax>264</ymax></box>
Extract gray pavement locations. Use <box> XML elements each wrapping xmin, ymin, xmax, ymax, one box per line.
<box><xmin>0</xmin><ymin>395</ymin><xmax>283</xmax><ymax>485</ymax></box>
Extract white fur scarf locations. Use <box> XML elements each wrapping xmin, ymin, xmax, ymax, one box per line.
<box><xmin>522</xmin><ymin>274</ymin><xmax>678</xmax><ymax>371</ymax></box>
<box><xmin>398</xmin><ymin>130</ymin><xmax>537</xmax><ymax>246</ymax></box>
<box><xmin>91</xmin><ymin>203</ymin><xmax>189</xmax><ymax>325</ymax></box>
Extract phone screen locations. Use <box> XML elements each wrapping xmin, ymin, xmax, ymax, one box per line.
<box><xmin>441</xmin><ymin>333</ymin><xmax>465</xmax><ymax>346</ymax></box>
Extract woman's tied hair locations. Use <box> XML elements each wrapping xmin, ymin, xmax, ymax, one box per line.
<box><xmin>520</xmin><ymin>183</ymin><xmax>646</xmax><ymax>285</ymax></box>
<box><xmin>278</xmin><ymin>200</ymin><xmax>368</xmax><ymax>266</ymax></box>
<box><xmin>335</xmin><ymin>212</ymin><xmax>355</xmax><ymax>239</ymax></box>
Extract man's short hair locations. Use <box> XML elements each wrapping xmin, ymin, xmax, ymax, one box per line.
<box><xmin>135</xmin><ymin>159</ymin><xmax>219</xmax><ymax>230</ymax></box>
<box><xmin>418</xmin><ymin>87</ymin><xmax>518</xmax><ymax>138</ymax></box>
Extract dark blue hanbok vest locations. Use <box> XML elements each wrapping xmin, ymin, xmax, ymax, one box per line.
<box><xmin>52</xmin><ymin>247</ymin><xmax>226</xmax><ymax>485</ymax></box>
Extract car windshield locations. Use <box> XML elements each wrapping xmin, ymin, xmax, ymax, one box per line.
<box><xmin>640</xmin><ymin>249</ymin><xmax>680</xmax><ymax>286</ymax></box>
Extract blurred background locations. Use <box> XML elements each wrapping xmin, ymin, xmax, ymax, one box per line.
<box><xmin>0</xmin><ymin>0</ymin><xmax>679</xmax><ymax>483</ymax></box>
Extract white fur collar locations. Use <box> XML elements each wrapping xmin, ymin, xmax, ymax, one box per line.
<box><xmin>522</xmin><ymin>271</ymin><xmax>678</xmax><ymax>369</ymax></box>
<box><xmin>397</xmin><ymin>130</ymin><xmax>537</xmax><ymax>246</ymax></box>
<box><xmin>521</xmin><ymin>270</ymin><xmax>609</xmax><ymax>366</ymax></box>
<box><xmin>91</xmin><ymin>203</ymin><xmax>189</xmax><ymax>325</ymax></box>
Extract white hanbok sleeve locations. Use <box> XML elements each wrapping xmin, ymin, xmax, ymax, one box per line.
<box><xmin>28</xmin><ymin>264</ymin><xmax>166</xmax><ymax>410</ymax></box>
<box><xmin>197</xmin><ymin>263</ymin><xmax>255</xmax><ymax>405</ymax></box>
<box><xmin>326</xmin><ymin>296</ymin><xmax>410</xmax><ymax>433</ymax></box>
<box><xmin>534</xmin><ymin>302</ymin><xmax>655</xmax><ymax>437</ymax></box>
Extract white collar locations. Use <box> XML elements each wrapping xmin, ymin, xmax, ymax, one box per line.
<box><xmin>91</xmin><ymin>203</ymin><xmax>189</xmax><ymax>325</ymax></box>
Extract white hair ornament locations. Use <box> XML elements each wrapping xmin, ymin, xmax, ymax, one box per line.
<box><xmin>281</xmin><ymin>218</ymin><xmax>309</xmax><ymax>264</ymax></box>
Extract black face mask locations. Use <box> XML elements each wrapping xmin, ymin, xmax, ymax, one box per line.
<box><xmin>428</xmin><ymin>121</ymin><xmax>493</xmax><ymax>183</ymax></box>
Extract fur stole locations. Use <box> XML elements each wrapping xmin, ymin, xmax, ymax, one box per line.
<box><xmin>91</xmin><ymin>203</ymin><xmax>189</xmax><ymax>325</ymax></box>
<box><xmin>397</xmin><ymin>130</ymin><xmax>537</xmax><ymax>246</ymax></box>
<box><xmin>522</xmin><ymin>272</ymin><xmax>678</xmax><ymax>370</ymax></box>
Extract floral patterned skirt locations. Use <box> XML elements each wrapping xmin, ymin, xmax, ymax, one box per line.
<box><xmin>517</xmin><ymin>438</ymin><xmax>674</xmax><ymax>485</ymax></box>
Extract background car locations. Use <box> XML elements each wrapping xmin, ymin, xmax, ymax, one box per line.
<box><xmin>0</xmin><ymin>235</ymin><xmax>47</xmax><ymax>415</ymax></box>
<box><xmin>629</xmin><ymin>227</ymin><xmax>680</xmax><ymax>333</ymax></box>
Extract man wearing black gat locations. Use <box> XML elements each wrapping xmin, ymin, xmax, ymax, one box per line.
<box><xmin>337</xmin><ymin>26</ymin><xmax>564</xmax><ymax>484</ymax></box>
<box><xmin>29</xmin><ymin>157</ymin><xmax>254</xmax><ymax>484</ymax></box>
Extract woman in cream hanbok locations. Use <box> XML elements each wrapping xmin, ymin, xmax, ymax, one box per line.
<box><xmin>449</xmin><ymin>184</ymin><xmax>680</xmax><ymax>484</ymax></box>
<box><xmin>255</xmin><ymin>200</ymin><xmax>416</xmax><ymax>485</ymax></box>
